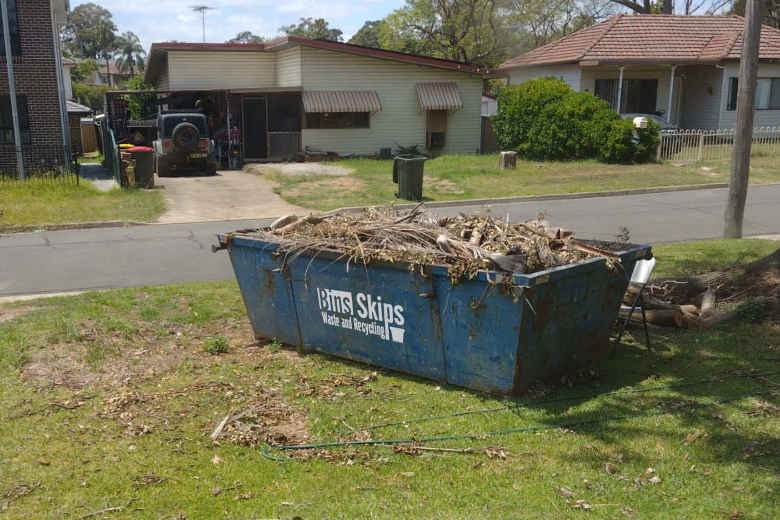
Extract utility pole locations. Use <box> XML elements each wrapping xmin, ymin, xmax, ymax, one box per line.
<box><xmin>1</xmin><ymin>0</ymin><xmax>24</xmax><ymax>180</ymax></box>
<box><xmin>724</xmin><ymin>0</ymin><xmax>761</xmax><ymax>238</ymax></box>
<box><xmin>191</xmin><ymin>5</ymin><xmax>213</xmax><ymax>43</ymax></box>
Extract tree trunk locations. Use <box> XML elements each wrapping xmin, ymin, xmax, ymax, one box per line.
<box><xmin>724</xmin><ymin>0</ymin><xmax>762</xmax><ymax>238</ymax></box>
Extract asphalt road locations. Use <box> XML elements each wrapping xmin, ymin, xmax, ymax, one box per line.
<box><xmin>2</xmin><ymin>185</ymin><xmax>779</xmax><ymax>297</ymax></box>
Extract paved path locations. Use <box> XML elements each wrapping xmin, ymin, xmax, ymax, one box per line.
<box><xmin>79</xmin><ymin>163</ymin><xmax>118</xmax><ymax>192</ymax></box>
<box><xmin>1</xmin><ymin>184</ymin><xmax>778</xmax><ymax>297</ymax></box>
<box><xmin>156</xmin><ymin>170</ymin><xmax>305</xmax><ymax>224</ymax></box>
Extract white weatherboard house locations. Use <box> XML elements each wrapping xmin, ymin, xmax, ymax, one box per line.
<box><xmin>498</xmin><ymin>14</ymin><xmax>780</xmax><ymax>129</ymax></box>
<box><xmin>144</xmin><ymin>38</ymin><xmax>491</xmax><ymax>161</ymax></box>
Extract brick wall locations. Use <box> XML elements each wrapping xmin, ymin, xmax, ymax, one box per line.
<box><xmin>0</xmin><ymin>0</ymin><xmax>66</xmax><ymax>173</ymax></box>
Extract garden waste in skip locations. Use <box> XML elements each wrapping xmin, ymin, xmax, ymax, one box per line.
<box><xmin>216</xmin><ymin>206</ymin><xmax>652</xmax><ymax>394</ymax></box>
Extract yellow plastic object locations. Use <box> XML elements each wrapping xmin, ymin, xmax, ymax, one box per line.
<box><xmin>119</xmin><ymin>143</ymin><xmax>134</xmax><ymax>149</ymax></box>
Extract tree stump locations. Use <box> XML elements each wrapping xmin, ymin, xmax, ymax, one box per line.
<box><xmin>499</xmin><ymin>151</ymin><xmax>517</xmax><ymax>170</ymax></box>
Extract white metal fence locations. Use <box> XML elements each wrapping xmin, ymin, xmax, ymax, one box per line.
<box><xmin>657</xmin><ymin>127</ymin><xmax>780</xmax><ymax>163</ymax></box>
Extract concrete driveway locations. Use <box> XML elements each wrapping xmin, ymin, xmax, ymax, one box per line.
<box><xmin>156</xmin><ymin>170</ymin><xmax>305</xmax><ymax>224</ymax></box>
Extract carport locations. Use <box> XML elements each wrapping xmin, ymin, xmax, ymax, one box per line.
<box><xmin>104</xmin><ymin>88</ymin><xmax>303</xmax><ymax>168</ymax></box>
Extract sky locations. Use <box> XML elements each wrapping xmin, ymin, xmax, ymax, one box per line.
<box><xmin>72</xmin><ymin>0</ymin><xmax>406</xmax><ymax>52</ymax></box>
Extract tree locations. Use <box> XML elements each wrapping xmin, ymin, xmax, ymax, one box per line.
<box><xmin>609</xmin><ymin>1</ymin><xmax>673</xmax><ymax>13</ymax></box>
<box><xmin>506</xmin><ymin>0</ymin><xmax>615</xmax><ymax>51</ymax></box>
<box><xmin>115</xmin><ymin>31</ymin><xmax>146</xmax><ymax>75</ymax></box>
<box><xmin>608</xmin><ymin>0</ymin><xmax>732</xmax><ymax>13</ymax></box>
<box><xmin>280</xmin><ymin>18</ymin><xmax>343</xmax><ymax>41</ymax></box>
<box><xmin>124</xmin><ymin>75</ymin><xmax>157</xmax><ymax>120</ymax></box>
<box><xmin>733</xmin><ymin>0</ymin><xmax>780</xmax><ymax>28</ymax></box>
<box><xmin>70</xmin><ymin>59</ymin><xmax>99</xmax><ymax>83</ymax></box>
<box><xmin>380</xmin><ymin>0</ymin><xmax>507</xmax><ymax>66</ymax></box>
<box><xmin>228</xmin><ymin>31</ymin><xmax>264</xmax><ymax>44</ymax></box>
<box><xmin>349</xmin><ymin>20</ymin><xmax>384</xmax><ymax>48</ymax></box>
<box><xmin>63</xmin><ymin>2</ymin><xmax>118</xmax><ymax>59</ymax></box>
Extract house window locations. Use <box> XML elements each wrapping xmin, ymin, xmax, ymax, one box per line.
<box><xmin>426</xmin><ymin>110</ymin><xmax>447</xmax><ymax>149</ymax></box>
<box><xmin>594</xmin><ymin>78</ymin><xmax>658</xmax><ymax>113</ymax></box>
<box><xmin>0</xmin><ymin>95</ymin><xmax>30</xmax><ymax>144</ymax></box>
<box><xmin>268</xmin><ymin>94</ymin><xmax>302</xmax><ymax>132</ymax></box>
<box><xmin>727</xmin><ymin>77</ymin><xmax>780</xmax><ymax>110</ymax></box>
<box><xmin>0</xmin><ymin>0</ymin><xmax>21</xmax><ymax>56</ymax></box>
<box><xmin>305</xmin><ymin>112</ymin><xmax>369</xmax><ymax>129</ymax></box>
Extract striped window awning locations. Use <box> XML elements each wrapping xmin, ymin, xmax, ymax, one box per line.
<box><xmin>416</xmin><ymin>82</ymin><xmax>463</xmax><ymax>111</ymax></box>
<box><xmin>302</xmin><ymin>91</ymin><xmax>382</xmax><ymax>113</ymax></box>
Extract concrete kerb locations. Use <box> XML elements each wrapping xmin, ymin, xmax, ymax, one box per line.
<box><xmin>4</xmin><ymin>182</ymin><xmax>777</xmax><ymax>236</ymax></box>
<box><xmin>336</xmin><ymin>182</ymin><xmax>733</xmax><ymax>213</ymax></box>
<box><xmin>0</xmin><ymin>220</ymin><xmax>146</xmax><ymax>235</ymax></box>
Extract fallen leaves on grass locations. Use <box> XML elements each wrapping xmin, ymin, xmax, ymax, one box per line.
<box><xmin>296</xmin><ymin>372</ymin><xmax>378</xmax><ymax>400</ymax></box>
<box><xmin>132</xmin><ymin>473</ymin><xmax>166</xmax><ymax>489</ymax></box>
<box><xmin>683</xmin><ymin>430</ymin><xmax>707</xmax><ymax>445</ymax></box>
<box><xmin>1</xmin><ymin>481</ymin><xmax>41</xmax><ymax>509</ymax></box>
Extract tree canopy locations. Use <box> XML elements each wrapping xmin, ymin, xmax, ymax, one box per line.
<box><xmin>63</xmin><ymin>2</ymin><xmax>118</xmax><ymax>60</ymax></box>
<box><xmin>280</xmin><ymin>18</ymin><xmax>344</xmax><ymax>41</ymax></box>
<box><xmin>228</xmin><ymin>31</ymin><xmax>264</xmax><ymax>44</ymax></box>
<box><xmin>349</xmin><ymin>20</ymin><xmax>384</xmax><ymax>48</ymax></box>
<box><xmin>115</xmin><ymin>32</ymin><xmax>146</xmax><ymax>75</ymax></box>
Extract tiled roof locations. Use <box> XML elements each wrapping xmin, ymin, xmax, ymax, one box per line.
<box><xmin>499</xmin><ymin>14</ymin><xmax>780</xmax><ymax>69</ymax></box>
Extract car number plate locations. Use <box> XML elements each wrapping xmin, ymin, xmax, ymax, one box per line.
<box><xmin>190</xmin><ymin>153</ymin><xmax>204</xmax><ymax>158</ymax></box>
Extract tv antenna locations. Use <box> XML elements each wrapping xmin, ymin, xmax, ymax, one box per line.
<box><xmin>191</xmin><ymin>5</ymin><xmax>214</xmax><ymax>42</ymax></box>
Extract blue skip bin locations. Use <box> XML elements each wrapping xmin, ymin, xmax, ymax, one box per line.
<box><xmin>220</xmin><ymin>234</ymin><xmax>651</xmax><ymax>394</ymax></box>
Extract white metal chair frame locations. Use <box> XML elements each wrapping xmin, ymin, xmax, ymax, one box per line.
<box><xmin>615</xmin><ymin>257</ymin><xmax>656</xmax><ymax>350</ymax></box>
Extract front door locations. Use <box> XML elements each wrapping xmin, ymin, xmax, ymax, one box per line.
<box><xmin>243</xmin><ymin>97</ymin><xmax>268</xmax><ymax>159</ymax></box>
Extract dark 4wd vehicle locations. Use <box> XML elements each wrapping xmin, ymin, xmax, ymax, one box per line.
<box><xmin>153</xmin><ymin>113</ymin><xmax>217</xmax><ymax>176</ymax></box>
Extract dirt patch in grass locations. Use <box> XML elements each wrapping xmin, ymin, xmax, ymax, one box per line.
<box><xmin>0</xmin><ymin>306</ymin><xmax>34</xmax><ymax>323</ymax></box>
<box><xmin>21</xmin><ymin>319</ymin><xmax>256</xmax><ymax>390</ymax></box>
<box><xmin>284</xmin><ymin>176</ymin><xmax>365</xmax><ymax>199</ymax></box>
<box><xmin>423</xmin><ymin>177</ymin><xmax>464</xmax><ymax>194</ymax></box>
<box><xmin>246</xmin><ymin>163</ymin><xmax>354</xmax><ymax>177</ymax></box>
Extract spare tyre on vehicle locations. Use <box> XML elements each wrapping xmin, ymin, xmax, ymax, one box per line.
<box><xmin>172</xmin><ymin>121</ymin><xmax>200</xmax><ymax>152</ymax></box>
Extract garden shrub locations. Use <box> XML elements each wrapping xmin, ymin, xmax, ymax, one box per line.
<box><xmin>599</xmin><ymin>118</ymin><xmax>661</xmax><ymax>164</ymax></box>
<box><xmin>492</xmin><ymin>78</ymin><xmax>659</xmax><ymax>163</ymax></box>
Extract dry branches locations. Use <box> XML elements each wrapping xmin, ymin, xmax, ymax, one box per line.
<box><xmin>231</xmin><ymin>206</ymin><xmax>622</xmax><ymax>284</ymax></box>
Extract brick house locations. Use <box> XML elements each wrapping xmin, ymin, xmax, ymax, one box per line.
<box><xmin>0</xmin><ymin>0</ymin><xmax>70</xmax><ymax>173</ymax></box>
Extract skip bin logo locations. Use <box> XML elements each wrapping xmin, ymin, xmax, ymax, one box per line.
<box><xmin>316</xmin><ymin>288</ymin><xmax>405</xmax><ymax>343</ymax></box>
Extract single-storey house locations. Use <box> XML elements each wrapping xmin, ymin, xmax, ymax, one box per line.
<box><xmin>498</xmin><ymin>14</ymin><xmax>780</xmax><ymax>129</ymax></box>
<box><xmin>143</xmin><ymin>38</ymin><xmax>491</xmax><ymax>161</ymax></box>
<box><xmin>0</xmin><ymin>0</ymin><xmax>71</xmax><ymax>173</ymax></box>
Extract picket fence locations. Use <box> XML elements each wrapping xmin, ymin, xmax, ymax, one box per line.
<box><xmin>657</xmin><ymin>127</ymin><xmax>780</xmax><ymax>163</ymax></box>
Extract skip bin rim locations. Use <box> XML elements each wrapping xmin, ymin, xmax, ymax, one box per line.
<box><xmin>222</xmin><ymin>233</ymin><xmax>651</xmax><ymax>287</ymax></box>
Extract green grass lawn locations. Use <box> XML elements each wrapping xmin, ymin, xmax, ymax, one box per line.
<box><xmin>0</xmin><ymin>178</ymin><xmax>165</xmax><ymax>229</ymax></box>
<box><xmin>0</xmin><ymin>240</ymin><xmax>777</xmax><ymax>518</ymax></box>
<box><xmin>77</xmin><ymin>153</ymin><xmax>104</xmax><ymax>165</ymax></box>
<box><xmin>264</xmin><ymin>154</ymin><xmax>780</xmax><ymax>211</ymax></box>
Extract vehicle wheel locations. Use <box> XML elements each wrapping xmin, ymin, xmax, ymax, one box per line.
<box><xmin>157</xmin><ymin>158</ymin><xmax>169</xmax><ymax>177</ymax></box>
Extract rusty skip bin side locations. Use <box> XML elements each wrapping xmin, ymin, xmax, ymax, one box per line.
<box><xmin>222</xmin><ymin>233</ymin><xmax>651</xmax><ymax>395</ymax></box>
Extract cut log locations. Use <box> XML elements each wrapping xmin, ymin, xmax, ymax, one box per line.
<box><xmin>274</xmin><ymin>213</ymin><xmax>327</xmax><ymax>234</ymax></box>
<box><xmin>498</xmin><ymin>151</ymin><xmax>517</xmax><ymax>170</ymax></box>
<box><xmin>619</xmin><ymin>308</ymin><xmax>683</xmax><ymax>327</ymax></box>
<box><xmin>744</xmin><ymin>248</ymin><xmax>780</xmax><ymax>274</ymax></box>
<box><xmin>700</xmin><ymin>288</ymin><xmax>716</xmax><ymax>318</ymax></box>
<box><xmin>270</xmin><ymin>214</ymin><xmax>298</xmax><ymax>231</ymax></box>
